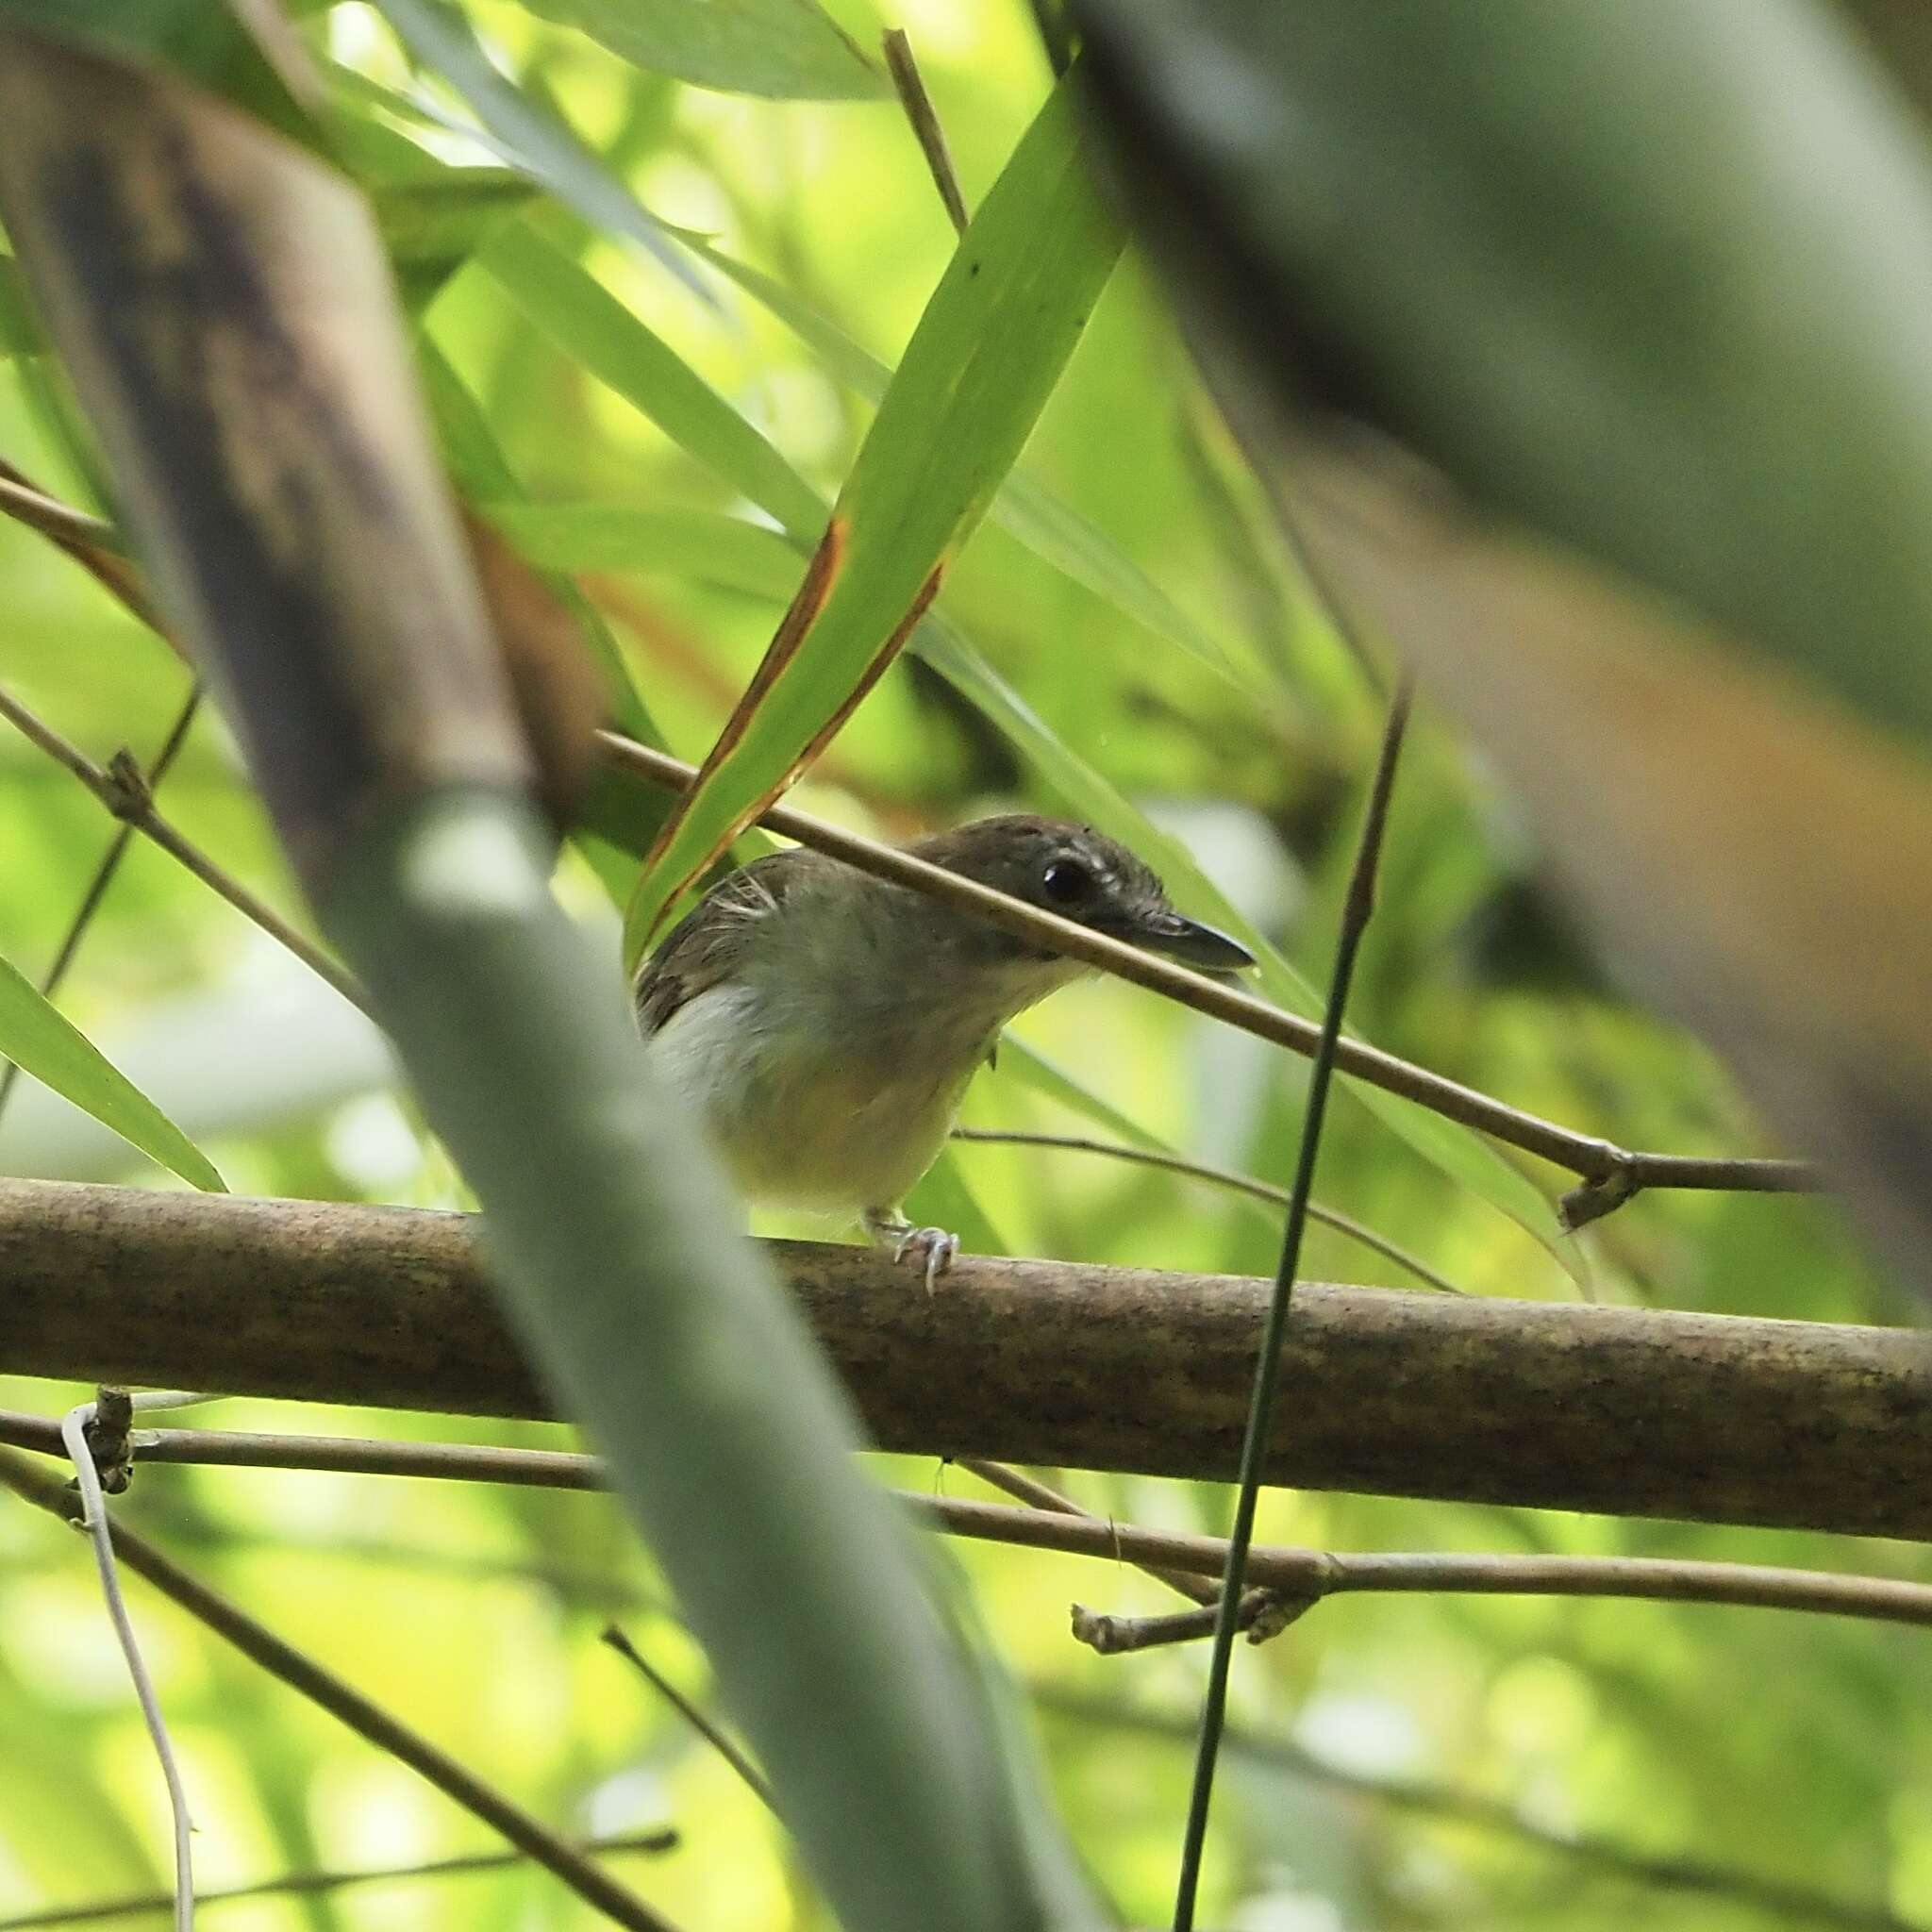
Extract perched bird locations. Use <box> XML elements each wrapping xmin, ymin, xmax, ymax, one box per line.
<box><xmin>634</xmin><ymin>814</ymin><xmax>1254</xmax><ymax>1288</ymax></box>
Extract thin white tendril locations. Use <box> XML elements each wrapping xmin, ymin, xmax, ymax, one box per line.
<box><xmin>60</xmin><ymin>1392</ymin><xmax>214</xmax><ymax>1932</ymax></box>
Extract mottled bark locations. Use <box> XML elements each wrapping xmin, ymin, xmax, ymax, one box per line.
<box><xmin>3</xmin><ymin>1177</ymin><xmax>1927</xmax><ymax>1538</ymax></box>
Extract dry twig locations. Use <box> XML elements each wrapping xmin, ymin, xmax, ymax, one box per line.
<box><xmin>7</xmin><ymin>1413</ymin><xmax>1932</xmax><ymax>1632</ymax></box>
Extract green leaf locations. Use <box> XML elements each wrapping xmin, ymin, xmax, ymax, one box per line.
<box><xmin>674</xmin><ymin>225</ymin><xmax>1245</xmax><ymax>683</ymax></box>
<box><xmin>485</xmin><ymin>500</ymin><xmax>803</xmax><ymax>599</ymax></box>
<box><xmin>1080</xmin><ymin>0</ymin><xmax>1932</xmax><ymax>751</ymax></box>
<box><xmin>414</xmin><ymin>337</ymin><xmax>675</xmax><ymax>899</ymax></box>
<box><xmin>627</xmin><ymin>72</ymin><xmax>1124</xmax><ymax>946</ymax></box>
<box><xmin>370</xmin><ymin>0</ymin><xmax>709</xmax><ymax>303</ymax></box>
<box><xmin>481</xmin><ymin>219</ymin><xmax>824</xmax><ymax>537</ymax></box>
<box><xmin>0</xmin><ymin>253</ymin><xmax>36</xmax><ymax>355</ymax></box>
<box><xmin>0</xmin><ymin>952</ymin><xmax>225</xmax><ymax>1191</ymax></box>
<box><xmin>370</xmin><ymin>169</ymin><xmax>539</xmax><ymax>303</ymax></box>
<box><xmin>508</xmin><ymin>0</ymin><xmax>887</xmax><ymax>101</ymax></box>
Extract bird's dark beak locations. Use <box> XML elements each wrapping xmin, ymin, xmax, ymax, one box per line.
<box><xmin>1128</xmin><ymin>908</ymin><xmax>1257</xmax><ymax>975</ymax></box>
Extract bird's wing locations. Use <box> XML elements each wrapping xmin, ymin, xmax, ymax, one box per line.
<box><xmin>632</xmin><ymin>849</ymin><xmax>812</xmax><ymax>1037</ymax></box>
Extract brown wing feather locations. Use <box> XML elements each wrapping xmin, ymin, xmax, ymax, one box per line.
<box><xmin>632</xmin><ymin>848</ymin><xmax>815</xmax><ymax>1037</ymax></box>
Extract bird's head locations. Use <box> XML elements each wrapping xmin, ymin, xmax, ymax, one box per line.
<box><xmin>910</xmin><ymin>815</ymin><xmax>1256</xmax><ymax>975</ymax></box>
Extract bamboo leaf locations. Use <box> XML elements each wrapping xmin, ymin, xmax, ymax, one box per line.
<box><xmin>675</xmin><ymin>227</ymin><xmax>1244</xmax><ymax>680</ymax></box>
<box><xmin>903</xmin><ymin>1150</ymin><xmax>1005</xmax><ymax>1260</ymax></box>
<box><xmin>484</xmin><ymin>500</ymin><xmax>802</xmax><ymax>599</ymax></box>
<box><xmin>371</xmin><ymin>0</ymin><xmax>709</xmax><ymax>302</ymax></box>
<box><xmin>1077</xmin><ymin>0</ymin><xmax>1932</xmax><ymax>749</ymax></box>
<box><xmin>0</xmin><ymin>952</ymin><xmax>225</xmax><ymax>1192</ymax></box>
<box><xmin>370</xmin><ymin>168</ymin><xmax>538</xmax><ymax>301</ymax></box>
<box><xmin>625</xmin><ymin>73</ymin><xmax>1124</xmax><ymax>952</ymax></box>
<box><xmin>481</xmin><ymin>219</ymin><xmax>824</xmax><ymax>537</ymax></box>
<box><xmin>0</xmin><ymin>252</ymin><xmax>35</xmax><ymax>354</ymax></box>
<box><xmin>416</xmin><ymin>339</ymin><xmax>677</xmax><ymax>896</ymax></box>
<box><xmin>508</xmin><ymin>0</ymin><xmax>887</xmax><ymax>101</ymax></box>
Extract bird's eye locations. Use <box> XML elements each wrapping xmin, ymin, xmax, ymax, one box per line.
<box><xmin>1041</xmin><ymin>858</ymin><xmax>1093</xmax><ymax>906</ymax></box>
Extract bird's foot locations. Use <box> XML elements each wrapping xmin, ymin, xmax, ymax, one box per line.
<box><xmin>862</xmin><ymin>1208</ymin><xmax>959</xmax><ymax>1294</ymax></box>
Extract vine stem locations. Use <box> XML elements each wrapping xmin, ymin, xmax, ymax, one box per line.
<box><xmin>1172</xmin><ymin>675</ymin><xmax>1413</xmax><ymax>1930</ymax></box>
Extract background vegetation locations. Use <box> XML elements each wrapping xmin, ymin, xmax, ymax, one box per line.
<box><xmin>0</xmin><ymin>3</ymin><xmax>1924</xmax><ymax>1929</ymax></box>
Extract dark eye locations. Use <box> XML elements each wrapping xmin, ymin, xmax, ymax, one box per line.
<box><xmin>1041</xmin><ymin>858</ymin><xmax>1093</xmax><ymax>906</ymax></box>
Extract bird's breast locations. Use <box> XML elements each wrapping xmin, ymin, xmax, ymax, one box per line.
<box><xmin>644</xmin><ymin>981</ymin><xmax>983</xmax><ymax>1214</ymax></box>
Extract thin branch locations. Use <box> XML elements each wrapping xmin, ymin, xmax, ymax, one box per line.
<box><xmin>0</xmin><ymin>684</ymin><xmax>204</xmax><ymax>1126</ymax></box>
<box><xmin>951</xmin><ymin>1126</ymin><xmax>1465</xmax><ymax>1293</ymax></box>
<box><xmin>8</xmin><ymin>1412</ymin><xmax>1932</xmax><ymax>1631</ymax></box>
<box><xmin>1042</xmin><ymin>1691</ymin><xmax>1922</xmax><ymax>1932</ymax></box>
<box><xmin>958</xmin><ymin>1457</ymin><xmax>1217</xmax><ymax>1607</ymax></box>
<box><xmin>882</xmin><ymin>29</ymin><xmax>971</xmax><ymax>236</ymax></box>
<box><xmin>0</xmin><ymin>457</ymin><xmax>167</xmax><ymax>633</ymax></box>
<box><xmin>597</xmin><ymin>729</ymin><xmax>1817</xmax><ymax>1205</ymax></box>
<box><xmin>0</xmin><ymin>1444</ymin><xmax>686</xmax><ymax>1932</ymax></box>
<box><xmin>0</xmin><ymin>1830</ymin><xmax>677</xmax><ymax>1931</ymax></box>
<box><xmin>0</xmin><ymin>680</ymin><xmax>367</xmax><ymax>1011</ymax></box>
<box><xmin>600</xmin><ymin>1625</ymin><xmax>778</xmax><ymax>1814</ymax></box>
<box><xmin>1174</xmin><ymin>675</ymin><xmax>1412</xmax><ymax>1931</ymax></box>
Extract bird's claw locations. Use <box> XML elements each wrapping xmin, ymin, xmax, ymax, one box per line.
<box><xmin>892</xmin><ymin>1224</ymin><xmax>958</xmax><ymax>1295</ymax></box>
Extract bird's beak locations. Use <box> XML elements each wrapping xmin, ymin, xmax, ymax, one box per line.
<box><xmin>1127</xmin><ymin>908</ymin><xmax>1257</xmax><ymax>974</ymax></box>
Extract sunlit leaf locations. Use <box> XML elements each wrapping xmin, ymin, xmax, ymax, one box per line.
<box><xmin>508</xmin><ymin>0</ymin><xmax>887</xmax><ymax>101</ymax></box>
<box><xmin>481</xmin><ymin>219</ymin><xmax>822</xmax><ymax>536</ymax></box>
<box><xmin>903</xmin><ymin>1150</ymin><xmax>1005</xmax><ymax>1261</ymax></box>
<box><xmin>675</xmin><ymin>226</ymin><xmax>1244</xmax><ymax>682</ymax></box>
<box><xmin>371</xmin><ymin>168</ymin><xmax>538</xmax><ymax>302</ymax></box>
<box><xmin>625</xmin><ymin>73</ymin><xmax>1124</xmax><ymax>952</ymax></box>
<box><xmin>1077</xmin><ymin>0</ymin><xmax>1932</xmax><ymax>748</ymax></box>
<box><xmin>486</xmin><ymin>499</ymin><xmax>802</xmax><ymax>599</ymax></box>
<box><xmin>0</xmin><ymin>951</ymin><xmax>225</xmax><ymax>1191</ymax></box>
<box><xmin>370</xmin><ymin>0</ymin><xmax>709</xmax><ymax>302</ymax></box>
<box><xmin>0</xmin><ymin>252</ymin><xmax>35</xmax><ymax>354</ymax></box>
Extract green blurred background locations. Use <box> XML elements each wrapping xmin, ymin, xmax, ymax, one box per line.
<box><xmin>0</xmin><ymin>3</ymin><xmax>1924</xmax><ymax>1928</ymax></box>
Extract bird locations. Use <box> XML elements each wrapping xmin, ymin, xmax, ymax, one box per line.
<box><xmin>633</xmin><ymin>813</ymin><xmax>1254</xmax><ymax>1290</ymax></box>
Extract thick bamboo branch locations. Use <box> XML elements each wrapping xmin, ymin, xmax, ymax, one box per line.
<box><xmin>2</xmin><ymin>1179</ymin><xmax>1928</xmax><ymax>1540</ymax></box>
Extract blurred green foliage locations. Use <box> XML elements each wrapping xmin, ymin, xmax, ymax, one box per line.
<box><xmin>0</xmin><ymin>3</ymin><xmax>1924</xmax><ymax>1929</ymax></box>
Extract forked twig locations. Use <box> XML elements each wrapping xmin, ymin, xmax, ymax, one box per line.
<box><xmin>0</xmin><ymin>685</ymin><xmax>205</xmax><ymax>1126</ymax></box>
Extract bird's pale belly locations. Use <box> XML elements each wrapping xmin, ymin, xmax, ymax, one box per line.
<box><xmin>646</xmin><ymin>983</ymin><xmax>975</xmax><ymax>1215</ymax></box>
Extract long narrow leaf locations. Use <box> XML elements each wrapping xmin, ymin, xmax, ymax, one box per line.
<box><xmin>484</xmin><ymin>500</ymin><xmax>803</xmax><ymax>598</ymax></box>
<box><xmin>482</xmin><ymin>220</ymin><xmax>823</xmax><ymax>536</ymax></box>
<box><xmin>508</xmin><ymin>0</ymin><xmax>886</xmax><ymax>101</ymax></box>
<box><xmin>371</xmin><ymin>0</ymin><xmax>709</xmax><ymax>303</ymax></box>
<box><xmin>674</xmin><ymin>225</ymin><xmax>1245</xmax><ymax>683</ymax></box>
<box><xmin>626</xmin><ymin>73</ymin><xmax>1124</xmax><ymax>949</ymax></box>
<box><xmin>0</xmin><ymin>953</ymin><xmax>225</xmax><ymax>1191</ymax></box>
